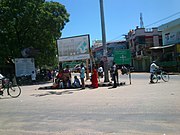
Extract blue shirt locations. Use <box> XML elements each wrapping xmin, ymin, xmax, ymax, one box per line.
<box><xmin>80</xmin><ymin>67</ymin><xmax>85</xmax><ymax>78</ymax></box>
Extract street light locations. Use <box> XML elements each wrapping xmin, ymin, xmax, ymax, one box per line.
<box><xmin>99</xmin><ymin>0</ymin><xmax>109</xmax><ymax>82</ymax></box>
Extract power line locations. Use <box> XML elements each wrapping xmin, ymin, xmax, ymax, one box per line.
<box><xmin>145</xmin><ymin>11</ymin><xmax>180</xmax><ymax>27</ymax></box>
<box><xmin>107</xmin><ymin>11</ymin><xmax>180</xmax><ymax>42</ymax></box>
<box><xmin>108</xmin><ymin>35</ymin><xmax>124</xmax><ymax>42</ymax></box>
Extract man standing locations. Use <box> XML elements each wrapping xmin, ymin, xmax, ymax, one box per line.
<box><xmin>0</xmin><ymin>73</ymin><xmax>4</xmax><ymax>90</ymax></box>
<box><xmin>80</xmin><ymin>63</ymin><xmax>85</xmax><ymax>89</ymax></box>
<box><xmin>98</xmin><ymin>65</ymin><xmax>103</xmax><ymax>81</ymax></box>
<box><xmin>112</xmin><ymin>62</ymin><xmax>117</xmax><ymax>88</ymax></box>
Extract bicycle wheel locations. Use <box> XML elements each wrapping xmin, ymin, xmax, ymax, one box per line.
<box><xmin>161</xmin><ymin>72</ymin><xmax>169</xmax><ymax>82</ymax></box>
<box><xmin>152</xmin><ymin>74</ymin><xmax>158</xmax><ymax>83</ymax></box>
<box><xmin>8</xmin><ymin>83</ymin><xmax>21</xmax><ymax>98</ymax></box>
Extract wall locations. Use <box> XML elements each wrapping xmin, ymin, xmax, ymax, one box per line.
<box><xmin>159</xmin><ymin>18</ymin><xmax>180</xmax><ymax>45</ymax></box>
<box><xmin>162</xmin><ymin>25</ymin><xmax>180</xmax><ymax>45</ymax></box>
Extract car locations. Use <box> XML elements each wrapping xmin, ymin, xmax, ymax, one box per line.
<box><xmin>71</xmin><ymin>64</ymin><xmax>81</xmax><ymax>73</ymax></box>
<box><xmin>71</xmin><ymin>64</ymin><xmax>90</xmax><ymax>73</ymax></box>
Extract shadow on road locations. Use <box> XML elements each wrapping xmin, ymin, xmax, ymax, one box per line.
<box><xmin>31</xmin><ymin>88</ymin><xmax>86</xmax><ymax>97</ymax></box>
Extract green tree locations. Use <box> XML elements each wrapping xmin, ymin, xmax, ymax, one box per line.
<box><xmin>0</xmin><ymin>0</ymin><xmax>69</xmax><ymax>67</ymax></box>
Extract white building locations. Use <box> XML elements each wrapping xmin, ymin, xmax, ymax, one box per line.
<box><xmin>156</xmin><ymin>18</ymin><xmax>180</xmax><ymax>72</ymax></box>
<box><xmin>126</xmin><ymin>27</ymin><xmax>162</xmax><ymax>71</ymax></box>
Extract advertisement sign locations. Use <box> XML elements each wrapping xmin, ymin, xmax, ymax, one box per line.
<box><xmin>15</xmin><ymin>58</ymin><xmax>35</xmax><ymax>77</ymax></box>
<box><xmin>113</xmin><ymin>49</ymin><xmax>131</xmax><ymax>65</ymax></box>
<box><xmin>57</xmin><ymin>34</ymin><xmax>90</xmax><ymax>61</ymax></box>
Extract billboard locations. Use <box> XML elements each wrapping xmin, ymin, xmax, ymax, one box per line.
<box><xmin>113</xmin><ymin>49</ymin><xmax>131</xmax><ymax>65</ymax></box>
<box><xmin>15</xmin><ymin>58</ymin><xmax>35</xmax><ymax>77</ymax></box>
<box><xmin>57</xmin><ymin>34</ymin><xmax>90</xmax><ymax>61</ymax></box>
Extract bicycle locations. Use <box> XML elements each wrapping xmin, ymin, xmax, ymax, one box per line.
<box><xmin>151</xmin><ymin>69</ymin><xmax>170</xmax><ymax>83</ymax></box>
<box><xmin>0</xmin><ymin>76</ymin><xmax>21</xmax><ymax>98</ymax></box>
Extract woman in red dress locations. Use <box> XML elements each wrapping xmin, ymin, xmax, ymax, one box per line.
<box><xmin>91</xmin><ymin>64</ymin><xmax>98</xmax><ymax>88</ymax></box>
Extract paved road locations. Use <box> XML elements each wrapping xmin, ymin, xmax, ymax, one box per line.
<box><xmin>0</xmin><ymin>73</ymin><xmax>180</xmax><ymax>135</ymax></box>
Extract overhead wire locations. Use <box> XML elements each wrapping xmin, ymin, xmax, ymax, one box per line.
<box><xmin>145</xmin><ymin>11</ymin><xmax>180</xmax><ymax>27</ymax></box>
<box><xmin>107</xmin><ymin>11</ymin><xmax>180</xmax><ymax>42</ymax></box>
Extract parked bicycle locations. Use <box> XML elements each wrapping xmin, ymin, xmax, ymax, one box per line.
<box><xmin>151</xmin><ymin>69</ymin><xmax>170</xmax><ymax>83</ymax></box>
<box><xmin>0</xmin><ymin>76</ymin><xmax>21</xmax><ymax>98</ymax></box>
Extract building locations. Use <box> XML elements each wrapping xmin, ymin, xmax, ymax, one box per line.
<box><xmin>150</xmin><ymin>18</ymin><xmax>180</xmax><ymax>72</ymax></box>
<box><xmin>92</xmin><ymin>40</ymin><xmax>127</xmax><ymax>68</ymax></box>
<box><xmin>126</xmin><ymin>27</ymin><xmax>162</xmax><ymax>71</ymax></box>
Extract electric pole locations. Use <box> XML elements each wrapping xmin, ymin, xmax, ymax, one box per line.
<box><xmin>99</xmin><ymin>0</ymin><xmax>109</xmax><ymax>82</ymax></box>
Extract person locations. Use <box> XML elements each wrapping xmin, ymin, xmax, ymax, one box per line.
<box><xmin>47</xmin><ymin>70</ymin><xmax>52</xmax><ymax>81</ymax></box>
<box><xmin>150</xmin><ymin>61</ymin><xmax>159</xmax><ymax>83</ymax></box>
<box><xmin>63</xmin><ymin>65</ymin><xmax>71</xmax><ymax>88</ymax></box>
<box><xmin>91</xmin><ymin>65</ymin><xmax>98</xmax><ymax>88</ymax></box>
<box><xmin>72</xmin><ymin>76</ymin><xmax>80</xmax><ymax>88</ymax></box>
<box><xmin>56</xmin><ymin>69</ymin><xmax>64</xmax><ymax>88</ymax></box>
<box><xmin>31</xmin><ymin>71</ymin><xmax>36</xmax><ymax>84</ymax></box>
<box><xmin>98</xmin><ymin>66</ymin><xmax>103</xmax><ymax>81</ymax></box>
<box><xmin>0</xmin><ymin>73</ymin><xmax>4</xmax><ymax>90</ymax></box>
<box><xmin>80</xmin><ymin>63</ymin><xmax>85</xmax><ymax>89</ymax></box>
<box><xmin>112</xmin><ymin>62</ymin><xmax>117</xmax><ymax>88</ymax></box>
<box><xmin>115</xmin><ymin>65</ymin><xmax>119</xmax><ymax>84</ymax></box>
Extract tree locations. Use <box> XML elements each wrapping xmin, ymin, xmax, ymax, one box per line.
<box><xmin>0</xmin><ymin>0</ymin><xmax>69</xmax><ymax>67</ymax></box>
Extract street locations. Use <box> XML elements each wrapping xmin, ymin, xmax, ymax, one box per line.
<box><xmin>0</xmin><ymin>73</ymin><xmax>180</xmax><ymax>135</ymax></box>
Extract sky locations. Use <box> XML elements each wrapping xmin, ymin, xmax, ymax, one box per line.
<box><xmin>50</xmin><ymin>0</ymin><xmax>180</xmax><ymax>45</ymax></box>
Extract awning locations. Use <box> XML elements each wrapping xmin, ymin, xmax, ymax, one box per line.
<box><xmin>149</xmin><ymin>44</ymin><xmax>175</xmax><ymax>50</ymax></box>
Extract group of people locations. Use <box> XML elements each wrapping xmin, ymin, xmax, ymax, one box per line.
<box><xmin>1</xmin><ymin>60</ymin><xmax>159</xmax><ymax>90</ymax></box>
<box><xmin>53</xmin><ymin>63</ymin><xmax>86</xmax><ymax>89</ymax></box>
<box><xmin>52</xmin><ymin>63</ymin><xmax>104</xmax><ymax>89</ymax></box>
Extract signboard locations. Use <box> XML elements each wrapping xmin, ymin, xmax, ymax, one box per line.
<box><xmin>57</xmin><ymin>34</ymin><xmax>90</xmax><ymax>61</ymax></box>
<box><xmin>15</xmin><ymin>58</ymin><xmax>35</xmax><ymax>77</ymax></box>
<box><xmin>62</xmin><ymin>61</ymin><xmax>85</xmax><ymax>68</ymax></box>
<box><xmin>113</xmin><ymin>49</ymin><xmax>131</xmax><ymax>65</ymax></box>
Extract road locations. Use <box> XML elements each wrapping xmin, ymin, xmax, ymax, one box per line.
<box><xmin>0</xmin><ymin>73</ymin><xmax>180</xmax><ymax>135</ymax></box>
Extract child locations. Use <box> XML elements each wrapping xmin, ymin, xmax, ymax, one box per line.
<box><xmin>72</xmin><ymin>76</ymin><xmax>80</xmax><ymax>88</ymax></box>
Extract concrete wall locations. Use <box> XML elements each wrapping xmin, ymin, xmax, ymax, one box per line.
<box><xmin>159</xmin><ymin>18</ymin><xmax>180</xmax><ymax>45</ymax></box>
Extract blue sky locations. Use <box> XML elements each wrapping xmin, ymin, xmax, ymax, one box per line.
<box><xmin>51</xmin><ymin>0</ymin><xmax>180</xmax><ymax>44</ymax></box>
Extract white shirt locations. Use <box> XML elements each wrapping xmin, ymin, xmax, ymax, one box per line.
<box><xmin>150</xmin><ymin>63</ymin><xmax>159</xmax><ymax>73</ymax></box>
<box><xmin>31</xmin><ymin>73</ymin><xmax>36</xmax><ymax>81</ymax></box>
<box><xmin>98</xmin><ymin>67</ymin><xmax>103</xmax><ymax>73</ymax></box>
<box><xmin>80</xmin><ymin>67</ymin><xmax>85</xmax><ymax>78</ymax></box>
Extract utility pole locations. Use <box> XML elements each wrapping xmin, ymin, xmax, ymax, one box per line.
<box><xmin>99</xmin><ymin>0</ymin><xmax>109</xmax><ymax>82</ymax></box>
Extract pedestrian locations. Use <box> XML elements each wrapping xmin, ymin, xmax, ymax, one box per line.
<box><xmin>150</xmin><ymin>61</ymin><xmax>159</xmax><ymax>83</ymax></box>
<box><xmin>98</xmin><ymin>65</ymin><xmax>103</xmax><ymax>81</ymax></box>
<box><xmin>112</xmin><ymin>62</ymin><xmax>117</xmax><ymax>88</ymax></box>
<box><xmin>91</xmin><ymin>64</ymin><xmax>98</xmax><ymax>88</ymax></box>
<box><xmin>0</xmin><ymin>73</ymin><xmax>4</xmax><ymax>90</ymax></box>
<box><xmin>80</xmin><ymin>63</ymin><xmax>85</xmax><ymax>89</ymax></box>
<box><xmin>115</xmin><ymin>65</ymin><xmax>119</xmax><ymax>84</ymax></box>
<box><xmin>31</xmin><ymin>71</ymin><xmax>36</xmax><ymax>84</ymax></box>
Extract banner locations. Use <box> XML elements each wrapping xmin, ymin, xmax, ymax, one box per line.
<box><xmin>15</xmin><ymin>58</ymin><xmax>35</xmax><ymax>77</ymax></box>
<box><xmin>57</xmin><ymin>34</ymin><xmax>90</xmax><ymax>61</ymax></box>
